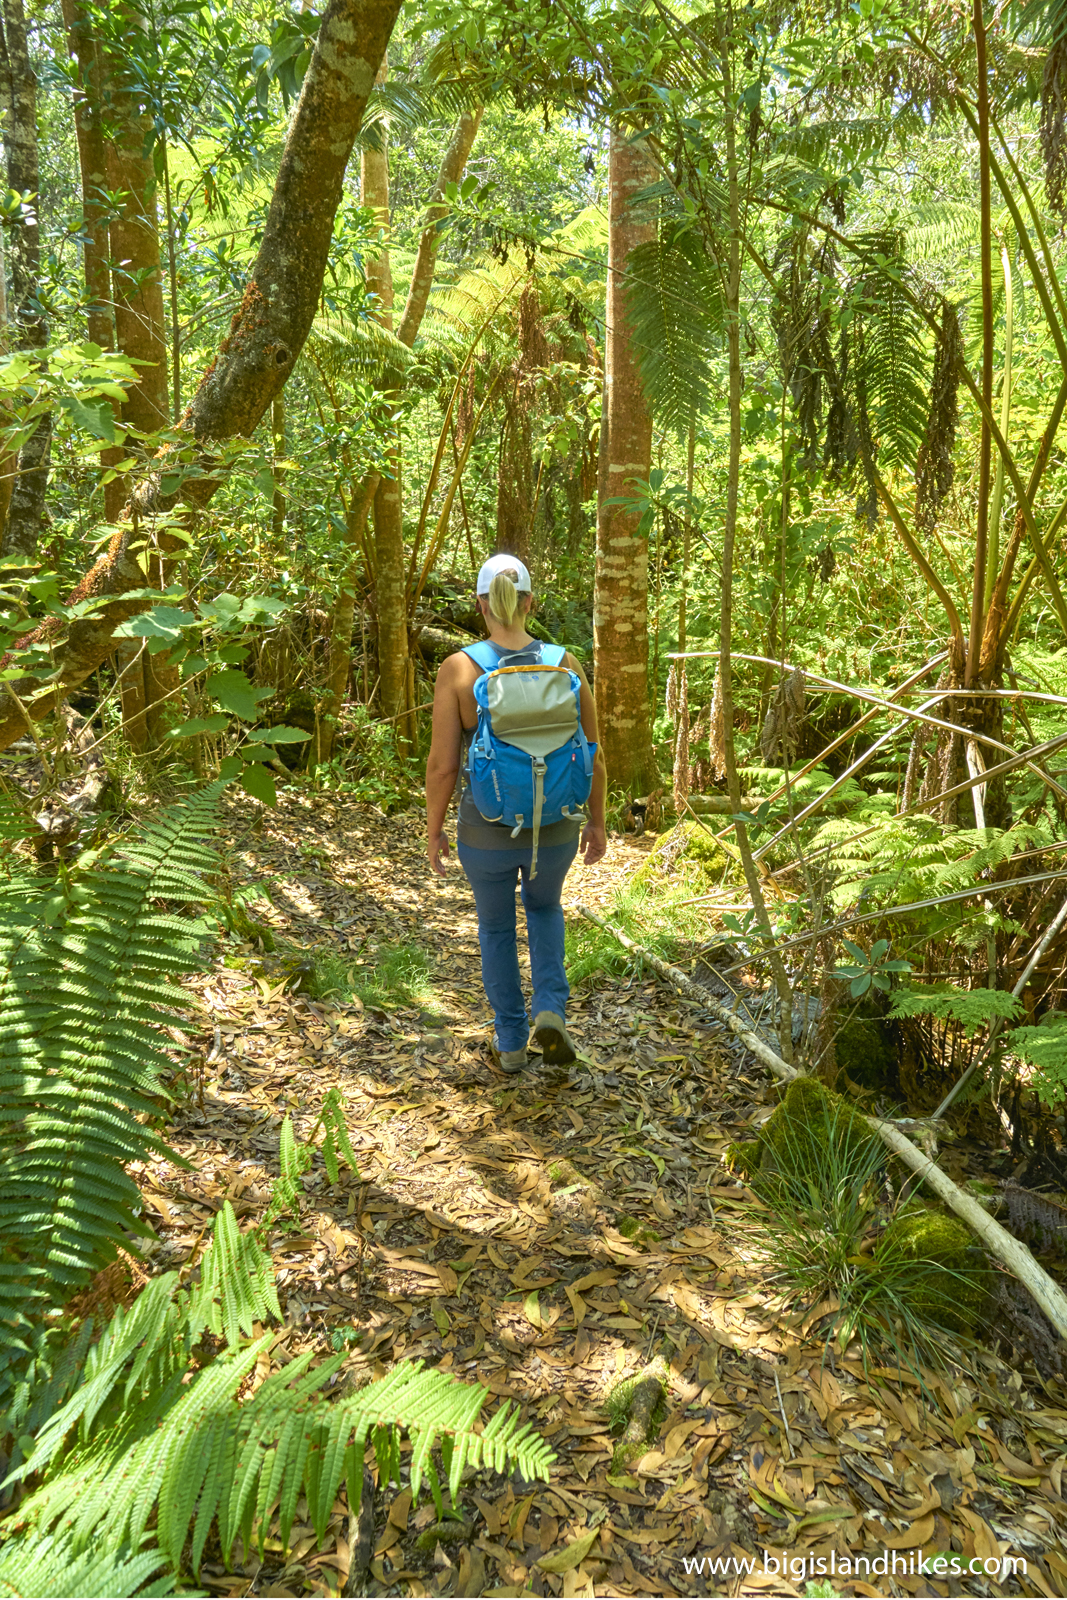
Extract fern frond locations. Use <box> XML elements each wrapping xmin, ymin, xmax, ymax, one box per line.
<box><xmin>304</xmin><ymin>316</ymin><xmax>414</xmax><ymax>392</ymax></box>
<box><xmin>624</xmin><ymin>222</ymin><xmax>724</xmax><ymax>435</ymax></box>
<box><xmin>0</xmin><ymin>786</ymin><xmax>224</xmax><ymax>1346</ymax></box>
<box><xmin>0</xmin><ymin>1530</ymin><xmax>174</xmax><ymax>1598</ymax></box>
<box><xmin>906</xmin><ymin>200</ymin><xmax>981</xmax><ymax>261</ymax></box>
<box><xmin>188</xmin><ymin>1202</ymin><xmax>281</xmax><ymax>1346</ymax></box>
<box><xmin>257</xmin><ymin>1114</ymin><xmax>312</xmax><ymax>1234</ymax></box>
<box><xmin>318</xmin><ymin>1086</ymin><xmax>361</xmax><ymax>1185</ymax></box>
<box><xmin>13</xmin><ymin>1348</ymin><xmax>554</xmax><ymax>1573</ymax></box>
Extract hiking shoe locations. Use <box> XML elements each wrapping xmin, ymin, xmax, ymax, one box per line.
<box><xmin>491</xmin><ymin>1036</ymin><xmax>529</xmax><ymax>1074</ymax></box>
<box><xmin>532</xmin><ymin>1011</ymin><xmax>577</xmax><ymax>1066</ymax></box>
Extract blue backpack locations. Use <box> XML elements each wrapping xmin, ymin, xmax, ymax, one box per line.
<box><xmin>463</xmin><ymin>640</ymin><xmax>596</xmax><ymax>877</ymax></box>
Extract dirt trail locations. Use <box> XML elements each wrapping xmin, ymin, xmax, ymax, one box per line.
<box><xmin>134</xmin><ymin>791</ymin><xmax>1067</xmax><ymax>1599</ymax></box>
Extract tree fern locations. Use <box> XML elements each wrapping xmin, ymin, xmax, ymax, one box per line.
<box><xmin>0</xmin><ymin>785</ymin><xmax>223</xmax><ymax>1353</ymax></box>
<box><xmin>623</xmin><ymin>221</ymin><xmax>724</xmax><ymax>436</ymax></box>
<box><xmin>847</xmin><ymin>236</ymin><xmax>930</xmax><ymax>471</ymax></box>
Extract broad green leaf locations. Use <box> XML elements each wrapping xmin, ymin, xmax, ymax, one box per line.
<box><xmin>113</xmin><ymin>605</ymin><xmax>196</xmax><ymax>641</ymax></box>
<box><xmin>206</xmin><ymin>669</ymin><xmax>272</xmax><ymax>721</ymax></box>
<box><xmin>239</xmin><ymin>761</ymin><xmax>277</xmax><ymax>807</ymax></box>
<box><xmin>246</xmin><ymin>725</ymin><xmax>310</xmax><ymax>744</ymax></box>
<box><xmin>170</xmin><ymin>715</ymin><xmax>229</xmax><ymax>738</ymax></box>
<box><xmin>59</xmin><ymin>394</ymin><xmax>117</xmax><ymax>443</ymax></box>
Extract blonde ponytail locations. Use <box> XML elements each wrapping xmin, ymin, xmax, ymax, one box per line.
<box><xmin>487</xmin><ymin>570</ymin><xmax>521</xmax><ymax>627</ymax></box>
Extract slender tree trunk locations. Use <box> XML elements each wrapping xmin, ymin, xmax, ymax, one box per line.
<box><xmin>105</xmin><ymin>31</ymin><xmax>168</xmax><ymax>434</ymax></box>
<box><xmin>271</xmin><ymin>393</ymin><xmax>286</xmax><ymax>542</ymax></box>
<box><xmin>717</xmin><ymin>62</ymin><xmax>794</xmax><ymax>1062</ymax></box>
<box><xmin>362</xmin><ymin>92</ymin><xmax>482</xmax><ymax>750</ymax></box>
<box><xmin>60</xmin><ymin>0</ymin><xmax>122</xmax><ymax>520</ymax></box>
<box><xmin>396</xmin><ymin>105</ymin><xmax>482</xmax><ymax>347</ymax></box>
<box><xmin>968</xmin><ymin>0</ymin><xmax>994</xmax><ymax>689</ymax></box>
<box><xmin>0</xmin><ymin>0</ymin><xmax>404</xmax><ymax>751</ymax></box>
<box><xmin>0</xmin><ymin>232</ymin><xmax>15</xmax><ymax>538</ymax></box>
<box><xmin>320</xmin><ymin>473</ymin><xmax>379</xmax><ymax>761</ymax></box>
<box><xmin>0</xmin><ymin>0</ymin><xmax>50</xmax><ymax>560</ymax></box>
<box><xmin>593</xmin><ymin>128</ymin><xmax>658</xmax><ymax>795</ymax></box>
<box><xmin>99</xmin><ymin>10</ymin><xmax>174</xmax><ymax>749</ymax></box>
<box><xmin>362</xmin><ymin>65</ymin><xmax>410</xmax><ymax>741</ymax></box>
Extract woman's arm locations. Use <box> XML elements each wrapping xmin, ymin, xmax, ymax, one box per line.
<box><xmin>566</xmin><ymin>653</ymin><xmax>608</xmax><ymax>866</ymax></box>
<box><xmin>425</xmin><ymin>655</ymin><xmax>464</xmax><ymax>876</ymax></box>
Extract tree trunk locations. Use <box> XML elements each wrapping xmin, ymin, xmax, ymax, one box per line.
<box><xmin>593</xmin><ymin>128</ymin><xmax>658</xmax><ymax>794</ymax></box>
<box><xmin>0</xmin><ymin>0</ymin><xmax>403</xmax><ymax>751</ymax></box>
<box><xmin>495</xmin><ymin>383</ymin><xmax>533</xmax><ymax>563</ymax></box>
<box><xmin>105</xmin><ymin>25</ymin><xmax>168</xmax><ymax>435</ymax></box>
<box><xmin>323</xmin><ymin>104</ymin><xmax>482</xmax><ymax>761</ymax></box>
<box><xmin>361</xmin><ymin>67</ymin><xmax>410</xmax><ymax>740</ymax></box>
<box><xmin>59</xmin><ymin>0</ymin><xmax>113</xmax><ymax>353</ymax></box>
<box><xmin>60</xmin><ymin>0</ymin><xmax>123</xmax><ymax>520</ymax></box>
<box><xmin>320</xmin><ymin>474</ymin><xmax>379</xmax><ymax>762</ymax></box>
<box><xmin>0</xmin><ymin>0</ymin><xmax>50</xmax><ymax>561</ymax></box>
<box><xmin>271</xmin><ymin>393</ymin><xmax>286</xmax><ymax>542</ymax></box>
<box><xmin>104</xmin><ymin>33</ymin><xmax>172</xmax><ymax>750</ymax></box>
<box><xmin>395</xmin><ymin>105</ymin><xmax>482</xmax><ymax>348</ymax></box>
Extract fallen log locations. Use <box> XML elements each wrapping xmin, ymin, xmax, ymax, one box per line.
<box><xmin>576</xmin><ymin>902</ymin><xmax>1067</xmax><ymax>1344</ymax></box>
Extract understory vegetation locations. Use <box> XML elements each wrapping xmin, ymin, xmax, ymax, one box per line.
<box><xmin>4</xmin><ymin>0</ymin><xmax>1067</xmax><ymax>1589</ymax></box>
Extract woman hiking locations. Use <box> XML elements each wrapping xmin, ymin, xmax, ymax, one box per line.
<box><xmin>425</xmin><ymin>554</ymin><xmax>607</xmax><ymax>1072</ymax></box>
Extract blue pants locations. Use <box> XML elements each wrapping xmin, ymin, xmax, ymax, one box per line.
<box><xmin>457</xmin><ymin>839</ymin><xmax>578</xmax><ymax>1052</ymax></box>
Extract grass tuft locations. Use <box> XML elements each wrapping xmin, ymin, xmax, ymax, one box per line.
<box><xmin>303</xmin><ymin>939</ymin><xmax>434</xmax><ymax>1012</ymax></box>
<box><xmin>565</xmin><ymin>878</ymin><xmax>710</xmax><ymax>987</ymax></box>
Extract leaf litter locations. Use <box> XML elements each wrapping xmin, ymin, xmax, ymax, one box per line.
<box><xmin>118</xmin><ymin>789</ymin><xmax>1067</xmax><ymax>1599</ymax></box>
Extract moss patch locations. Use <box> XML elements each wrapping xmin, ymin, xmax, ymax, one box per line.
<box><xmin>755</xmin><ymin>1076</ymin><xmax>882</xmax><ymax>1187</ymax></box>
<box><xmin>872</xmin><ymin>1207</ymin><xmax>989</xmax><ymax>1332</ymax></box>
<box><xmin>835</xmin><ymin>1013</ymin><xmax>895</xmax><ymax>1091</ymax></box>
<box><xmin>723</xmin><ymin>1140</ymin><xmax>761</xmax><ymax>1178</ymax></box>
<box><xmin>630</xmin><ymin>817</ymin><xmax>728</xmax><ymax>888</ymax></box>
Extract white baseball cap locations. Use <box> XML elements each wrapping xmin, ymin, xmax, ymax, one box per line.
<box><xmin>476</xmin><ymin>553</ymin><xmax>532</xmax><ymax>594</ymax></box>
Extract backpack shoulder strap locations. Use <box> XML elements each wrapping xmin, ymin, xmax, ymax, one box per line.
<box><xmin>462</xmin><ymin>641</ymin><xmax>501</xmax><ymax>674</ymax></box>
<box><xmin>541</xmin><ymin>644</ymin><xmax>567</xmax><ymax>667</ymax></box>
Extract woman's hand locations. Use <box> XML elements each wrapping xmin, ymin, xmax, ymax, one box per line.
<box><xmin>428</xmin><ymin>829</ymin><xmax>451</xmax><ymax>877</ymax></box>
<box><xmin>580</xmin><ymin>821</ymin><xmax>607</xmax><ymax>866</ymax></box>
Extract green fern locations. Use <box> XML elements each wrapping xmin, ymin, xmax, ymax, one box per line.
<box><xmin>187</xmin><ymin>1203</ymin><xmax>281</xmax><ymax>1347</ymax></box>
<box><xmin>889</xmin><ymin>985</ymin><xmax>1024</xmax><ymax>1030</ymax></box>
<box><xmin>6</xmin><ymin>1297</ymin><xmax>553</xmax><ymax>1577</ymax></box>
<box><xmin>257</xmin><ymin>1115</ymin><xmax>312</xmax><ymax>1233</ymax></box>
<box><xmin>623</xmin><ymin>221</ymin><xmax>724</xmax><ymax>435</ymax></box>
<box><xmin>0</xmin><ymin>785</ymin><xmax>223</xmax><ymax>1354</ymax></box>
<box><xmin>318</xmin><ymin>1085</ymin><xmax>361</xmax><ymax>1185</ymax></box>
<box><xmin>0</xmin><ymin>1530</ymin><xmax>176</xmax><ymax>1598</ymax></box>
<box><xmin>1007</xmin><ymin>1010</ymin><xmax>1067</xmax><ymax>1108</ymax></box>
<box><xmin>258</xmin><ymin>1089</ymin><xmax>360</xmax><ymax>1235</ymax></box>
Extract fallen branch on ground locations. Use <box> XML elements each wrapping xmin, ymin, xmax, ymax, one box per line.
<box><xmin>576</xmin><ymin>903</ymin><xmax>1067</xmax><ymax>1344</ymax></box>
